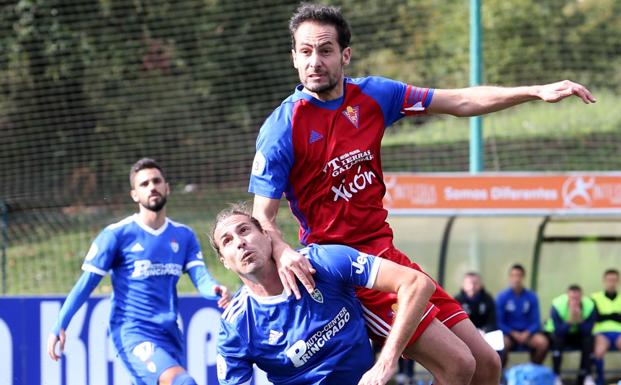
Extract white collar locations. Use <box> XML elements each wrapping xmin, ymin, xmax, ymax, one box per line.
<box><xmin>133</xmin><ymin>214</ymin><xmax>169</xmax><ymax>236</ymax></box>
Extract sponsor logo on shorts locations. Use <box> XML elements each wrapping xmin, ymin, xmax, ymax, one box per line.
<box><xmin>285</xmin><ymin>307</ymin><xmax>351</xmax><ymax>367</ymax></box>
<box><xmin>132</xmin><ymin>341</ymin><xmax>157</xmax><ymax>373</ymax></box>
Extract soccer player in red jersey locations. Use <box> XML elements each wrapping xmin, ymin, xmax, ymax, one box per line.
<box><xmin>249</xmin><ymin>3</ymin><xmax>596</xmax><ymax>384</ymax></box>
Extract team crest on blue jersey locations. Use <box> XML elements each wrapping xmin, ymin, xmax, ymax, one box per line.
<box><xmin>342</xmin><ymin>105</ymin><xmax>360</xmax><ymax>128</ymax></box>
<box><xmin>170</xmin><ymin>240</ymin><xmax>179</xmax><ymax>253</ymax></box>
<box><xmin>310</xmin><ymin>288</ymin><xmax>324</xmax><ymax>303</ymax></box>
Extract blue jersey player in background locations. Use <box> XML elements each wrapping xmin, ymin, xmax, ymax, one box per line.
<box><xmin>47</xmin><ymin>158</ymin><xmax>232</xmax><ymax>385</ymax></box>
<box><xmin>210</xmin><ymin>205</ymin><xmax>435</xmax><ymax>385</ymax></box>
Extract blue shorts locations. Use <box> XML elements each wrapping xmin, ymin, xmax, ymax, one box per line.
<box><xmin>597</xmin><ymin>331</ymin><xmax>621</xmax><ymax>350</ymax></box>
<box><xmin>111</xmin><ymin>326</ymin><xmax>185</xmax><ymax>385</ymax></box>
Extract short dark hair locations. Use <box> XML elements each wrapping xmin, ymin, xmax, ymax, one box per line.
<box><xmin>567</xmin><ymin>284</ymin><xmax>582</xmax><ymax>292</ymax></box>
<box><xmin>464</xmin><ymin>271</ymin><xmax>481</xmax><ymax>279</ymax></box>
<box><xmin>289</xmin><ymin>2</ymin><xmax>351</xmax><ymax>51</ymax></box>
<box><xmin>510</xmin><ymin>263</ymin><xmax>526</xmax><ymax>275</ymax></box>
<box><xmin>210</xmin><ymin>203</ymin><xmax>264</xmax><ymax>258</ymax></box>
<box><xmin>129</xmin><ymin>158</ymin><xmax>166</xmax><ymax>188</ymax></box>
<box><xmin>604</xmin><ymin>268</ymin><xmax>619</xmax><ymax>277</ymax></box>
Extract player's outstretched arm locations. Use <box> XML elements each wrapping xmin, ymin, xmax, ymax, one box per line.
<box><xmin>428</xmin><ymin>80</ymin><xmax>596</xmax><ymax>117</ymax></box>
<box><xmin>47</xmin><ymin>271</ymin><xmax>102</xmax><ymax>360</ymax></box>
<box><xmin>357</xmin><ymin>260</ymin><xmax>435</xmax><ymax>385</ymax></box>
<box><xmin>252</xmin><ymin>195</ymin><xmax>315</xmax><ymax>299</ymax></box>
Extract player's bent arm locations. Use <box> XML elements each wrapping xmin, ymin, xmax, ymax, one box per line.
<box><xmin>252</xmin><ymin>195</ymin><xmax>315</xmax><ymax>298</ymax></box>
<box><xmin>428</xmin><ymin>80</ymin><xmax>595</xmax><ymax>117</ymax></box>
<box><xmin>47</xmin><ymin>271</ymin><xmax>102</xmax><ymax>360</ymax></box>
<box><xmin>358</xmin><ymin>259</ymin><xmax>435</xmax><ymax>385</ymax></box>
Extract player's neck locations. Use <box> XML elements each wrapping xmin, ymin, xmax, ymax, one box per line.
<box><xmin>243</xmin><ymin>271</ymin><xmax>285</xmax><ymax>298</ymax></box>
<box><xmin>137</xmin><ymin>208</ymin><xmax>167</xmax><ymax>230</ymax></box>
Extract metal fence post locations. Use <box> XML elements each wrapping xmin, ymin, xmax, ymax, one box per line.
<box><xmin>0</xmin><ymin>199</ymin><xmax>7</xmax><ymax>294</ymax></box>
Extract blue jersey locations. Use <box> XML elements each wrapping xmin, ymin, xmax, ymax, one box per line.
<box><xmin>217</xmin><ymin>244</ymin><xmax>381</xmax><ymax>385</ymax></box>
<box><xmin>82</xmin><ymin>214</ymin><xmax>206</xmax><ymax>346</ymax></box>
<box><xmin>496</xmin><ymin>287</ymin><xmax>542</xmax><ymax>335</ymax></box>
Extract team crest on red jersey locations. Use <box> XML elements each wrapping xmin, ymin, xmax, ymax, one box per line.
<box><xmin>342</xmin><ymin>105</ymin><xmax>360</xmax><ymax>128</ymax></box>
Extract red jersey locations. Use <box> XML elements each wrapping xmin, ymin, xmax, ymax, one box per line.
<box><xmin>249</xmin><ymin>76</ymin><xmax>433</xmax><ymax>254</ymax></box>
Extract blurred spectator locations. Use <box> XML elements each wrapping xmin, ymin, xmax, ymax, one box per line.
<box><xmin>591</xmin><ymin>268</ymin><xmax>621</xmax><ymax>385</ymax></box>
<box><xmin>544</xmin><ymin>284</ymin><xmax>596</xmax><ymax>385</ymax></box>
<box><xmin>455</xmin><ymin>272</ymin><xmax>497</xmax><ymax>333</ymax></box>
<box><xmin>395</xmin><ymin>358</ymin><xmax>415</xmax><ymax>385</ymax></box>
<box><xmin>496</xmin><ymin>264</ymin><xmax>549</xmax><ymax>367</ymax></box>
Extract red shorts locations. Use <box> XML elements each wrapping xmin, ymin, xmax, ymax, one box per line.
<box><xmin>355</xmin><ymin>246</ymin><xmax>468</xmax><ymax>347</ymax></box>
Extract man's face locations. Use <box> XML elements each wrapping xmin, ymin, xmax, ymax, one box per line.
<box><xmin>214</xmin><ymin>214</ymin><xmax>273</xmax><ymax>277</ymax></box>
<box><xmin>130</xmin><ymin>168</ymin><xmax>169</xmax><ymax>212</ymax></box>
<box><xmin>462</xmin><ymin>275</ymin><xmax>482</xmax><ymax>297</ymax></box>
<box><xmin>292</xmin><ymin>21</ymin><xmax>350</xmax><ymax>98</ymax></box>
<box><xmin>603</xmin><ymin>272</ymin><xmax>619</xmax><ymax>292</ymax></box>
<box><xmin>568</xmin><ymin>289</ymin><xmax>582</xmax><ymax>307</ymax></box>
<box><xmin>509</xmin><ymin>268</ymin><xmax>525</xmax><ymax>290</ymax></box>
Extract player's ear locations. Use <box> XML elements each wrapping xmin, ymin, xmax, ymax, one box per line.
<box><xmin>130</xmin><ymin>189</ymin><xmax>139</xmax><ymax>203</ymax></box>
<box><xmin>341</xmin><ymin>46</ymin><xmax>351</xmax><ymax>66</ymax></box>
<box><xmin>164</xmin><ymin>182</ymin><xmax>170</xmax><ymax>196</ymax></box>
<box><xmin>292</xmin><ymin>49</ymin><xmax>298</xmax><ymax>69</ymax></box>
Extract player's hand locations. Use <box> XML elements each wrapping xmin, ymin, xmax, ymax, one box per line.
<box><xmin>536</xmin><ymin>80</ymin><xmax>596</xmax><ymax>104</ymax></box>
<box><xmin>357</xmin><ymin>358</ymin><xmax>398</xmax><ymax>385</ymax></box>
<box><xmin>274</xmin><ymin>247</ymin><xmax>316</xmax><ymax>300</ymax></box>
<box><xmin>47</xmin><ymin>329</ymin><xmax>66</xmax><ymax>361</ymax></box>
<box><xmin>215</xmin><ymin>285</ymin><xmax>232</xmax><ymax>309</ymax></box>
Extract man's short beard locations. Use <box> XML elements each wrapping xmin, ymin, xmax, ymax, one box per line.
<box><xmin>304</xmin><ymin>76</ymin><xmax>339</xmax><ymax>94</ymax></box>
<box><xmin>142</xmin><ymin>196</ymin><xmax>167</xmax><ymax>212</ymax></box>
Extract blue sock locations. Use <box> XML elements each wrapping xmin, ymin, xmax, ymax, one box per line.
<box><xmin>172</xmin><ymin>372</ymin><xmax>197</xmax><ymax>385</ymax></box>
<box><xmin>594</xmin><ymin>358</ymin><xmax>604</xmax><ymax>385</ymax></box>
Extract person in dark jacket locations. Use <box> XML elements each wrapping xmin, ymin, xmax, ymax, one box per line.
<box><xmin>455</xmin><ymin>272</ymin><xmax>497</xmax><ymax>333</ymax></box>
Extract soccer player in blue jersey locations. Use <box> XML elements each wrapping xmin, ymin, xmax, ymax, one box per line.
<box><xmin>47</xmin><ymin>158</ymin><xmax>232</xmax><ymax>385</ymax></box>
<box><xmin>211</xmin><ymin>206</ymin><xmax>438</xmax><ymax>385</ymax></box>
<box><xmin>249</xmin><ymin>4</ymin><xmax>596</xmax><ymax>385</ymax></box>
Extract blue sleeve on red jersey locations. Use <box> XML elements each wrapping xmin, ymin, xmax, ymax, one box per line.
<box><xmin>248</xmin><ymin>103</ymin><xmax>295</xmax><ymax>199</ymax></box>
<box><xmin>217</xmin><ymin>319</ymin><xmax>253</xmax><ymax>385</ymax></box>
<box><xmin>352</xmin><ymin>76</ymin><xmax>434</xmax><ymax>127</ymax></box>
<box><xmin>81</xmin><ymin>228</ymin><xmax>119</xmax><ymax>276</ymax></box>
<box><xmin>304</xmin><ymin>244</ymin><xmax>381</xmax><ymax>289</ymax></box>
